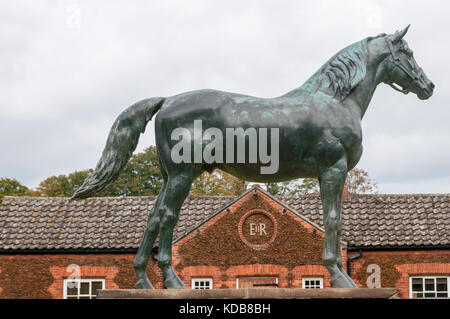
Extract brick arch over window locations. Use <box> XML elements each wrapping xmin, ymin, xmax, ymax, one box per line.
<box><xmin>226</xmin><ymin>265</ymin><xmax>289</xmax><ymax>288</ymax></box>
<box><xmin>292</xmin><ymin>265</ymin><xmax>331</xmax><ymax>288</ymax></box>
<box><xmin>180</xmin><ymin>266</ymin><xmax>222</xmax><ymax>289</ymax></box>
<box><xmin>48</xmin><ymin>266</ymin><xmax>120</xmax><ymax>299</ymax></box>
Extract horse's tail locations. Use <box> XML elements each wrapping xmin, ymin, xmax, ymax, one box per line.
<box><xmin>71</xmin><ymin>97</ymin><xmax>165</xmax><ymax>199</ymax></box>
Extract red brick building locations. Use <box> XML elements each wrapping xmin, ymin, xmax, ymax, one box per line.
<box><xmin>0</xmin><ymin>186</ymin><xmax>448</xmax><ymax>299</ymax></box>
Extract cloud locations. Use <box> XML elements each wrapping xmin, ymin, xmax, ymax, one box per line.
<box><xmin>0</xmin><ymin>0</ymin><xmax>449</xmax><ymax>194</ymax></box>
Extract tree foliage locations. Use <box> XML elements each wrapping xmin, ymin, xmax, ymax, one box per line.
<box><xmin>4</xmin><ymin>146</ymin><xmax>377</xmax><ymax>198</ymax></box>
<box><xmin>191</xmin><ymin>171</ymin><xmax>246</xmax><ymax>196</ymax></box>
<box><xmin>346</xmin><ymin>168</ymin><xmax>378</xmax><ymax>194</ymax></box>
<box><xmin>36</xmin><ymin>146</ymin><xmax>163</xmax><ymax>197</ymax></box>
<box><xmin>36</xmin><ymin>170</ymin><xmax>92</xmax><ymax>197</ymax></box>
<box><xmin>265</xmin><ymin>178</ymin><xmax>319</xmax><ymax>196</ymax></box>
<box><xmin>265</xmin><ymin>168</ymin><xmax>378</xmax><ymax>196</ymax></box>
<box><xmin>99</xmin><ymin>146</ymin><xmax>163</xmax><ymax>197</ymax></box>
<box><xmin>0</xmin><ymin>177</ymin><xmax>33</xmax><ymax>197</ymax></box>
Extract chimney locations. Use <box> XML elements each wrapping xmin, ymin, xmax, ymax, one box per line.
<box><xmin>342</xmin><ymin>182</ymin><xmax>349</xmax><ymax>201</ymax></box>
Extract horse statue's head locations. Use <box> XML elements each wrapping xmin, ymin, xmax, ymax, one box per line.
<box><xmin>377</xmin><ymin>25</ymin><xmax>435</xmax><ymax>100</ymax></box>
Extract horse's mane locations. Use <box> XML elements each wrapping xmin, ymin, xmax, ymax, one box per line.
<box><xmin>322</xmin><ymin>38</ymin><xmax>371</xmax><ymax>101</ymax></box>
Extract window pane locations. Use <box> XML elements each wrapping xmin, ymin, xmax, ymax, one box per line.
<box><xmin>436</xmin><ymin>278</ymin><xmax>448</xmax><ymax>292</ymax></box>
<box><xmin>80</xmin><ymin>282</ymin><xmax>90</xmax><ymax>295</ymax></box>
<box><xmin>425</xmin><ymin>279</ymin><xmax>435</xmax><ymax>291</ymax></box>
<box><xmin>79</xmin><ymin>296</ymin><xmax>90</xmax><ymax>299</ymax></box>
<box><xmin>66</xmin><ymin>296</ymin><xmax>78</xmax><ymax>299</ymax></box>
<box><xmin>66</xmin><ymin>281</ymin><xmax>78</xmax><ymax>296</ymax></box>
<box><xmin>437</xmin><ymin>293</ymin><xmax>448</xmax><ymax>298</ymax></box>
<box><xmin>411</xmin><ymin>278</ymin><xmax>423</xmax><ymax>292</ymax></box>
<box><xmin>304</xmin><ymin>279</ymin><xmax>321</xmax><ymax>289</ymax></box>
<box><xmin>424</xmin><ymin>292</ymin><xmax>435</xmax><ymax>298</ymax></box>
<box><xmin>193</xmin><ymin>279</ymin><xmax>212</xmax><ymax>290</ymax></box>
<box><xmin>91</xmin><ymin>281</ymin><xmax>103</xmax><ymax>295</ymax></box>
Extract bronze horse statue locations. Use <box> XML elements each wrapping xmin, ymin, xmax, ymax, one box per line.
<box><xmin>72</xmin><ymin>26</ymin><xmax>434</xmax><ymax>288</ymax></box>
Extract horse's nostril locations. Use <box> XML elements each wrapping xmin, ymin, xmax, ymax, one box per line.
<box><xmin>430</xmin><ymin>82</ymin><xmax>435</xmax><ymax>89</ymax></box>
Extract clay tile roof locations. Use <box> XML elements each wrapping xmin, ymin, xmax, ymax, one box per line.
<box><xmin>282</xmin><ymin>193</ymin><xmax>450</xmax><ymax>249</ymax></box>
<box><xmin>0</xmin><ymin>190</ymin><xmax>448</xmax><ymax>251</ymax></box>
<box><xmin>0</xmin><ymin>195</ymin><xmax>233</xmax><ymax>251</ymax></box>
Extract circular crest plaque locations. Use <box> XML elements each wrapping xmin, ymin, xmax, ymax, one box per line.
<box><xmin>238</xmin><ymin>209</ymin><xmax>278</xmax><ymax>250</ymax></box>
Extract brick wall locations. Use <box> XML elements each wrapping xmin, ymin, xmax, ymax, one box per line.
<box><xmin>0</xmin><ymin>189</ymin><xmax>447</xmax><ymax>298</ymax></box>
<box><xmin>0</xmin><ymin>250</ymin><xmax>448</xmax><ymax>298</ymax></box>
<box><xmin>0</xmin><ymin>254</ymin><xmax>152</xmax><ymax>298</ymax></box>
<box><xmin>172</xmin><ymin>190</ymin><xmax>341</xmax><ymax>289</ymax></box>
<box><xmin>0</xmin><ymin>190</ymin><xmax>337</xmax><ymax>298</ymax></box>
<box><xmin>348</xmin><ymin>250</ymin><xmax>450</xmax><ymax>298</ymax></box>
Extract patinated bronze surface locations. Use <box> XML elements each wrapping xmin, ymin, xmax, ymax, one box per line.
<box><xmin>72</xmin><ymin>26</ymin><xmax>434</xmax><ymax>289</ymax></box>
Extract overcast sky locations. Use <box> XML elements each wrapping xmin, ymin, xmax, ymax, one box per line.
<box><xmin>1</xmin><ymin>0</ymin><xmax>449</xmax><ymax>194</ymax></box>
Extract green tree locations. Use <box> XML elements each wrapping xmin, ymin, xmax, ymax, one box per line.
<box><xmin>36</xmin><ymin>146</ymin><xmax>163</xmax><ymax>197</ymax></box>
<box><xmin>265</xmin><ymin>178</ymin><xmax>319</xmax><ymax>196</ymax></box>
<box><xmin>99</xmin><ymin>146</ymin><xmax>163</xmax><ymax>197</ymax></box>
<box><xmin>33</xmin><ymin>146</ymin><xmax>378</xmax><ymax>198</ymax></box>
<box><xmin>346</xmin><ymin>167</ymin><xmax>378</xmax><ymax>194</ymax></box>
<box><xmin>191</xmin><ymin>171</ymin><xmax>246</xmax><ymax>196</ymax></box>
<box><xmin>0</xmin><ymin>177</ymin><xmax>31</xmax><ymax>197</ymax></box>
<box><xmin>265</xmin><ymin>168</ymin><xmax>377</xmax><ymax>196</ymax></box>
<box><xmin>37</xmin><ymin>170</ymin><xmax>92</xmax><ymax>197</ymax></box>
<box><xmin>265</xmin><ymin>181</ymin><xmax>294</xmax><ymax>196</ymax></box>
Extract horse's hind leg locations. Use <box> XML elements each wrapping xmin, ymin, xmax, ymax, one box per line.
<box><xmin>335</xmin><ymin>231</ymin><xmax>356</xmax><ymax>287</ymax></box>
<box><xmin>133</xmin><ymin>179</ymin><xmax>167</xmax><ymax>289</ymax></box>
<box><xmin>319</xmin><ymin>157</ymin><xmax>357</xmax><ymax>288</ymax></box>
<box><xmin>157</xmin><ymin>169</ymin><xmax>200</xmax><ymax>288</ymax></box>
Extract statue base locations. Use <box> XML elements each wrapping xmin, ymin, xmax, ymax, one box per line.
<box><xmin>96</xmin><ymin>288</ymin><xmax>399</xmax><ymax>299</ymax></box>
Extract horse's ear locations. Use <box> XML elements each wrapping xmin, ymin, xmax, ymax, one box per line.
<box><xmin>389</xmin><ymin>25</ymin><xmax>410</xmax><ymax>43</ymax></box>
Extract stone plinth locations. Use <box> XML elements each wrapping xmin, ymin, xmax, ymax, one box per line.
<box><xmin>96</xmin><ymin>288</ymin><xmax>399</xmax><ymax>299</ymax></box>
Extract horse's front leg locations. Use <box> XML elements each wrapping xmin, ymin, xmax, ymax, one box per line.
<box><xmin>319</xmin><ymin>157</ymin><xmax>357</xmax><ymax>288</ymax></box>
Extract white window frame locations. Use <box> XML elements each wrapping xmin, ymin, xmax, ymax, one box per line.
<box><xmin>409</xmin><ymin>276</ymin><xmax>450</xmax><ymax>299</ymax></box>
<box><xmin>63</xmin><ymin>278</ymin><xmax>105</xmax><ymax>299</ymax></box>
<box><xmin>191</xmin><ymin>278</ymin><xmax>213</xmax><ymax>290</ymax></box>
<box><xmin>302</xmin><ymin>277</ymin><xmax>323</xmax><ymax>289</ymax></box>
<box><xmin>236</xmin><ymin>276</ymin><xmax>278</xmax><ymax>289</ymax></box>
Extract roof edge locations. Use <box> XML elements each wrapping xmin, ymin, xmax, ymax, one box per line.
<box><xmin>2</xmin><ymin>245</ymin><xmax>448</xmax><ymax>255</ymax></box>
<box><xmin>172</xmin><ymin>185</ymin><xmax>348</xmax><ymax>247</ymax></box>
<box><xmin>172</xmin><ymin>186</ymin><xmax>258</xmax><ymax>245</ymax></box>
<box><xmin>0</xmin><ymin>248</ymin><xmax>139</xmax><ymax>255</ymax></box>
<box><xmin>252</xmin><ymin>185</ymin><xmax>349</xmax><ymax>246</ymax></box>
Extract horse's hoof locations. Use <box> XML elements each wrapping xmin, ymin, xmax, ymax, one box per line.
<box><xmin>337</xmin><ymin>265</ymin><xmax>358</xmax><ymax>288</ymax></box>
<box><xmin>135</xmin><ymin>278</ymin><xmax>154</xmax><ymax>289</ymax></box>
<box><xmin>163</xmin><ymin>278</ymin><xmax>186</xmax><ymax>289</ymax></box>
<box><xmin>162</xmin><ymin>267</ymin><xmax>186</xmax><ymax>289</ymax></box>
<box><xmin>344</xmin><ymin>276</ymin><xmax>358</xmax><ymax>288</ymax></box>
<box><xmin>339</xmin><ymin>269</ymin><xmax>358</xmax><ymax>288</ymax></box>
<box><xmin>330</xmin><ymin>275</ymin><xmax>354</xmax><ymax>288</ymax></box>
<box><xmin>163</xmin><ymin>275</ymin><xmax>186</xmax><ymax>289</ymax></box>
